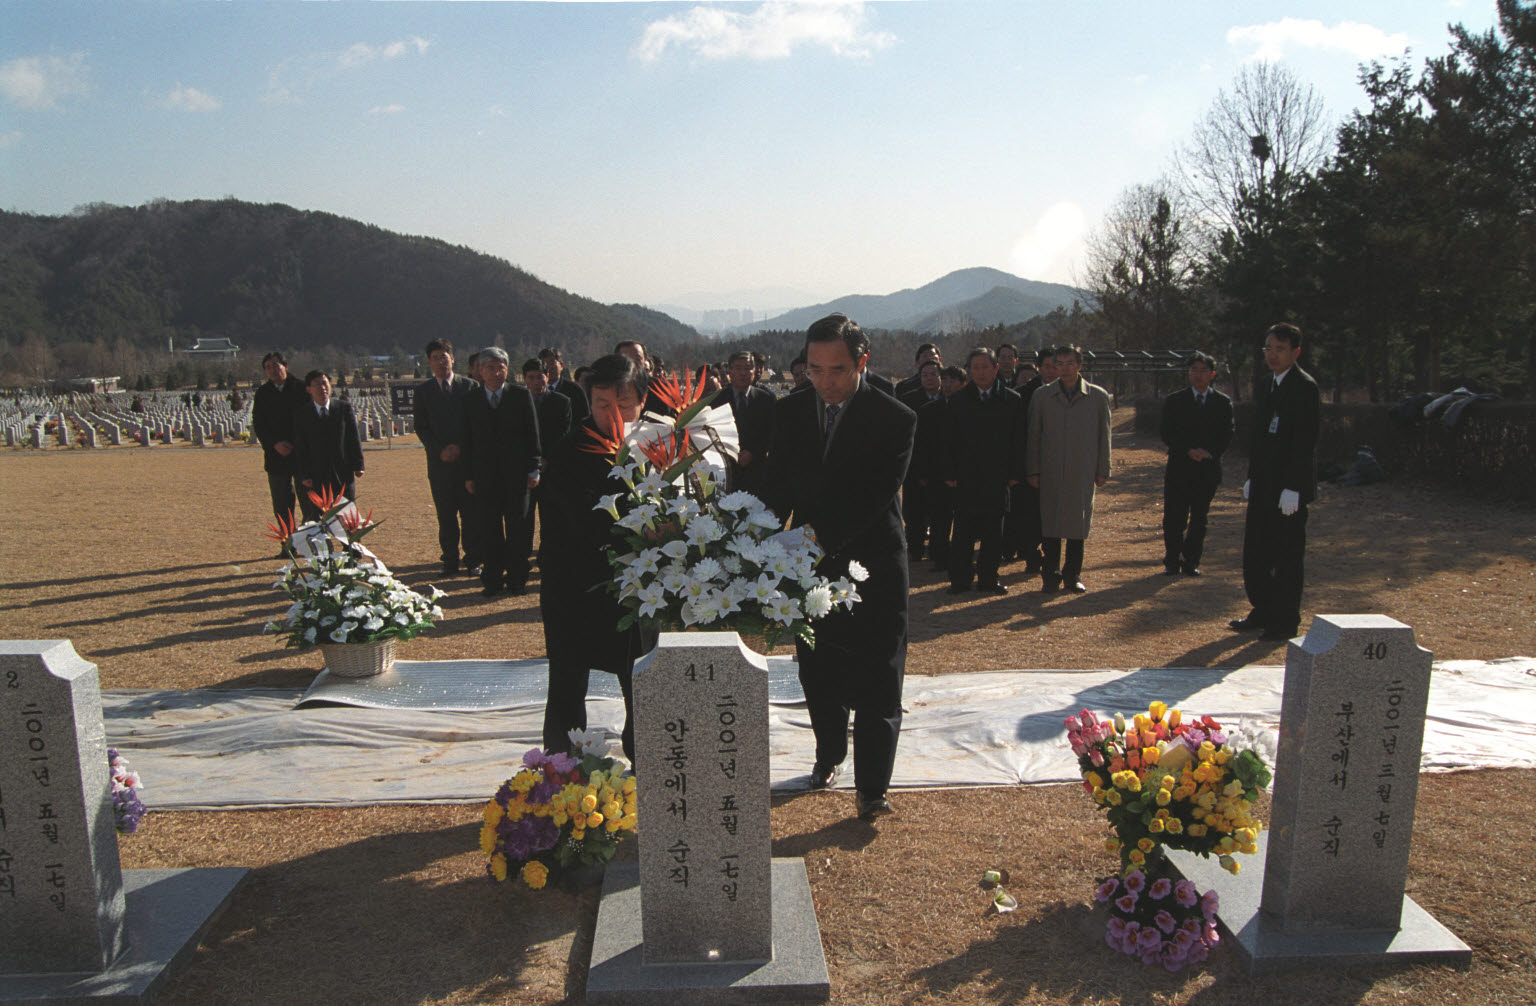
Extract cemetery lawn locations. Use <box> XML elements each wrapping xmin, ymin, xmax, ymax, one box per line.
<box><xmin>2</xmin><ymin>410</ymin><xmax>1533</xmax><ymax>1004</ymax></box>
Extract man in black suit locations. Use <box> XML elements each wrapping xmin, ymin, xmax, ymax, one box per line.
<box><xmin>761</xmin><ymin>313</ymin><xmax>917</xmax><ymax>822</ymax></box>
<box><xmin>942</xmin><ymin>348</ymin><xmax>1025</xmax><ymax>594</ymax></box>
<box><xmin>291</xmin><ymin>370</ymin><xmax>364</xmax><ymax>519</ymax></box>
<box><xmin>539</xmin><ymin>347</ymin><xmax>589</xmax><ymax>425</ymax></box>
<box><xmin>893</xmin><ymin>343</ymin><xmax>942</xmax><ymax>399</ymax></box>
<box><xmin>1230</xmin><ymin>324</ymin><xmax>1321</xmax><ymax>642</ymax></box>
<box><xmin>414</xmin><ymin>339</ymin><xmax>481</xmax><ymax>576</ymax></box>
<box><xmin>522</xmin><ymin>358</ymin><xmax>571</xmax><ymax>563</ymax></box>
<box><xmin>1004</xmin><ymin>347</ymin><xmax>1053</xmax><ymax>576</ymax></box>
<box><xmin>253</xmin><ymin>351</ymin><xmax>308</xmax><ymax>525</ymax></box>
<box><xmin>1160</xmin><ymin>351</ymin><xmax>1235</xmax><ymax>577</ymax></box>
<box><xmin>898</xmin><ymin>360</ymin><xmax>945</xmax><ymax>562</ymax></box>
<box><xmin>712</xmin><ymin>349</ymin><xmax>776</xmax><ymax>493</ymax></box>
<box><xmin>462</xmin><ymin>348</ymin><xmax>542</xmax><ymax>597</ymax></box>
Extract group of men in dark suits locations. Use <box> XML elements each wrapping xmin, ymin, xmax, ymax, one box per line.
<box><xmin>253</xmin><ymin>351</ymin><xmax>365</xmax><ymax>527</ymax></box>
<box><xmin>412</xmin><ymin>339</ymin><xmax>581</xmax><ymax>597</ymax></box>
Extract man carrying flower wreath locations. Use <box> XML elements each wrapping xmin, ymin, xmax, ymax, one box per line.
<box><xmin>761</xmin><ymin>313</ymin><xmax>917</xmax><ymax>821</ymax></box>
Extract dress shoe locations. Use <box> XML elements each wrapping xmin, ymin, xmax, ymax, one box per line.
<box><xmin>480</xmin><ymin>584</ymin><xmax>503</xmax><ymax>598</ymax></box>
<box><xmin>1229</xmin><ymin>615</ymin><xmax>1263</xmax><ymax>631</ymax></box>
<box><xmin>1065</xmin><ymin>580</ymin><xmax>1087</xmax><ymax>593</ymax></box>
<box><xmin>856</xmin><ymin>794</ymin><xmax>895</xmax><ymax>821</ymax></box>
<box><xmin>1163</xmin><ymin>566</ymin><xmax>1181</xmax><ymax>576</ymax></box>
<box><xmin>946</xmin><ymin>584</ymin><xmax>972</xmax><ymax>595</ymax></box>
<box><xmin>466</xmin><ymin>564</ymin><xmax>484</xmax><ymax>577</ymax></box>
<box><xmin>1181</xmin><ymin>565</ymin><xmax>1202</xmax><ymax>577</ymax></box>
<box><xmin>807</xmin><ymin>762</ymin><xmax>839</xmax><ymax>790</ymax></box>
<box><xmin>977</xmin><ymin>582</ymin><xmax>1008</xmax><ymax>595</ymax></box>
<box><xmin>1260</xmin><ymin>628</ymin><xmax>1296</xmax><ymax>642</ymax></box>
<box><xmin>506</xmin><ymin>584</ymin><xmax>527</xmax><ymax>596</ymax></box>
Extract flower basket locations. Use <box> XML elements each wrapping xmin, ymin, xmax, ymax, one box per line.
<box><xmin>320</xmin><ymin>638</ymin><xmax>397</xmax><ymax>678</ymax></box>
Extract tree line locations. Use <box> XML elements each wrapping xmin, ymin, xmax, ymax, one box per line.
<box><xmin>1078</xmin><ymin>0</ymin><xmax>1533</xmax><ymax>402</ymax></box>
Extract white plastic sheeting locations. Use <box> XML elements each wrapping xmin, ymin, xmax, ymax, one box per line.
<box><xmin>102</xmin><ymin>658</ymin><xmax>1536</xmax><ymax>811</ymax></box>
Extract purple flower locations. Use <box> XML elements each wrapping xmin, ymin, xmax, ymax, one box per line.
<box><xmin>1116</xmin><ymin>893</ymin><xmax>1139</xmax><ymax>914</ymax></box>
<box><xmin>1154</xmin><ymin>910</ymin><xmax>1177</xmax><ymax>934</ymax></box>
<box><xmin>546</xmin><ymin>751</ymin><xmax>581</xmax><ymax>775</ymax></box>
<box><xmin>1172</xmin><ymin>928</ymin><xmax>1195</xmax><ymax>950</ymax></box>
<box><xmin>1160</xmin><ymin>943</ymin><xmax>1189</xmax><ymax>973</ymax></box>
<box><xmin>1148</xmin><ymin>877</ymin><xmax>1173</xmax><ymax>900</ymax></box>
<box><xmin>1095</xmin><ymin>879</ymin><xmax>1119</xmax><ymax>903</ymax></box>
<box><xmin>502</xmin><ymin>815</ymin><xmax>560</xmax><ymax>860</ymax></box>
<box><xmin>495</xmin><ymin>781</ymin><xmax>515</xmax><ymax>804</ymax></box>
<box><xmin>1136</xmin><ymin>927</ymin><xmax>1163</xmax><ymax>952</ymax></box>
<box><xmin>1174</xmin><ymin>879</ymin><xmax>1199</xmax><ymax>907</ymax></box>
<box><xmin>1204</xmin><ymin>922</ymin><xmax>1221</xmax><ymax>947</ymax></box>
<box><xmin>521</xmin><ymin>747</ymin><xmax>546</xmax><ymax>770</ymax></box>
<box><xmin>1122</xmin><ymin>869</ymin><xmax>1146</xmax><ymax>893</ymax></box>
<box><xmin>1201</xmin><ymin>890</ymin><xmax>1220</xmax><ymax>919</ymax></box>
<box><xmin>528</xmin><ymin>779</ymin><xmax>562</xmax><ymax>804</ymax></box>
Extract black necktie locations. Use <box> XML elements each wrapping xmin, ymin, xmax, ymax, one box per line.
<box><xmin>823</xmin><ymin>404</ymin><xmax>841</xmax><ymax>451</ymax></box>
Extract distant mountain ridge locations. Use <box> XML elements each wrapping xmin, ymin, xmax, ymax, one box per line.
<box><xmin>730</xmin><ymin>267</ymin><xmax>1082</xmax><ymax>334</ymax></box>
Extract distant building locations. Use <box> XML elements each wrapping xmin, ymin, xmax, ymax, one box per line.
<box><xmin>70</xmin><ymin>376</ymin><xmax>121</xmax><ymax>393</ymax></box>
<box><xmin>181</xmin><ymin>337</ymin><xmax>240</xmax><ymax>362</ymax></box>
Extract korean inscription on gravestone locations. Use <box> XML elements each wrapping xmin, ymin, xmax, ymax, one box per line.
<box><xmin>634</xmin><ymin>633</ymin><xmax>772</xmax><ymax>965</ymax></box>
<box><xmin>0</xmin><ymin>642</ymin><xmax>127</xmax><ymax>974</ymax></box>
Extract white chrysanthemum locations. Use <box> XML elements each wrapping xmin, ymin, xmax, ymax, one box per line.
<box><xmin>685</xmin><ymin>513</ymin><xmax>724</xmax><ymax>546</ymax></box>
<box><xmin>732</xmin><ymin>536</ymin><xmax>764</xmax><ymax>564</ymax></box>
<box><xmin>394</xmin><ymin>612</ymin><xmax>409</xmax><ymax>625</ymax></box>
<box><xmin>846</xmin><ymin>559</ymin><xmax>869</xmax><ymax>582</ymax></box>
<box><xmin>429</xmin><ymin>606</ymin><xmax>444</xmax><ymax>619</ymax></box>
<box><xmin>803</xmin><ymin>584</ymin><xmax>833</xmax><ymax>619</ymax></box>
<box><xmin>363</xmin><ymin>616</ymin><xmax>385</xmax><ymax>631</ymax></box>
<box><xmin>720</xmin><ymin>554</ymin><xmax>743</xmax><ymax>576</ymax></box>
<box><xmin>691</xmin><ymin>557</ymin><xmax>723</xmax><ymax>583</ymax></box>
<box><xmin>747</xmin><ymin>509</ymin><xmax>781</xmax><ymax>530</ymax></box>
<box><xmin>718</xmin><ymin>490</ymin><xmax>759</xmax><ymax>512</ymax></box>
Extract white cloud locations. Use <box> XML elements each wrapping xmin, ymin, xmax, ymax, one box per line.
<box><xmin>1227</xmin><ymin>19</ymin><xmax>1410</xmax><ymax>62</ymax></box>
<box><xmin>0</xmin><ymin>131</ymin><xmax>22</xmax><ymax>150</ymax></box>
<box><xmin>265</xmin><ymin>37</ymin><xmax>430</xmax><ymax>104</ymax></box>
<box><xmin>1009</xmin><ymin>202</ymin><xmax>1087</xmax><ymax>283</ymax></box>
<box><xmin>634</xmin><ymin>1</ymin><xmax>895</xmax><ymax>62</ymax></box>
<box><xmin>162</xmin><ymin>85</ymin><xmax>221</xmax><ymax>113</ymax></box>
<box><xmin>368</xmin><ymin>104</ymin><xmax>406</xmax><ymax>116</ymax></box>
<box><xmin>0</xmin><ymin>52</ymin><xmax>89</xmax><ymax>110</ymax></box>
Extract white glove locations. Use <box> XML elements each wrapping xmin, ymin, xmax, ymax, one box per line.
<box><xmin>1278</xmin><ymin>489</ymin><xmax>1300</xmax><ymax>516</ymax></box>
<box><xmin>1241</xmin><ymin>479</ymin><xmax>1251</xmax><ymax>501</ymax></box>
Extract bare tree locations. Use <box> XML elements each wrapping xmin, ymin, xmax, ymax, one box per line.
<box><xmin>1077</xmin><ymin>181</ymin><xmax>1198</xmax><ymax>352</ymax></box>
<box><xmin>1175</xmin><ymin>62</ymin><xmax>1332</xmax><ymax>244</ymax></box>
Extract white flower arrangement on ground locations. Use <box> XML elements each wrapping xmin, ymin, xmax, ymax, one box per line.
<box><xmin>262</xmin><ymin>485</ymin><xmax>444</xmax><ymax>648</ymax></box>
<box><xmin>584</xmin><ymin>371</ymin><xmax>863</xmax><ymax>650</ymax></box>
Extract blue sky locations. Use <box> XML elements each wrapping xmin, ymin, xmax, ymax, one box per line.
<box><xmin>0</xmin><ymin>1</ymin><xmax>1496</xmax><ymax>313</ymax></box>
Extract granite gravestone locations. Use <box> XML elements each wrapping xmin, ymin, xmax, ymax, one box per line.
<box><xmin>0</xmin><ymin>641</ymin><xmax>248</xmax><ymax>1003</ymax></box>
<box><xmin>1170</xmin><ymin>615</ymin><xmax>1470</xmax><ymax>974</ymax></box>
<box><xmin>588</xmin><ymin>632</ymin><xmax>829</xmax><ymax>1004</ymax></box>
<box><xmin>0</xmin><ymin>641</ymin><xmax>126</xmax><ymax>973</ymax></box>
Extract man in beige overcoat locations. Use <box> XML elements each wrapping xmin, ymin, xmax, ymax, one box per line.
<box><xmin>1026</xmin><ymin>344</ymin><xmax>1112</xmax><ymax>592</ymax></box>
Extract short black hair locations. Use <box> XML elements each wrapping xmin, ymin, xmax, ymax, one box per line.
<box><xmin>425</xmin><ymin>339</ymin><xmax>453</xmax><ymax>358</ymax></box>
<box><xmin>918</xmin><ymin>360</ymin><xmax>940</xmax><ymax>376</ymax></box>
<box><xmin>805</xmin><ymin>313</ymin><xmax>869</xmax><ymax>362</ymax></box>
<box><xmin>303</xmin><ymin>369</ymin><xmax>330</xmax><ymax>385</ymax></box>
<box><xmin>522</xmin><ymin>358</ymin><xmax>543</xmax><ymax>376</ymax></box>
<box><xmin>1036</xmin><ymin>346</ymin><xmax>1055</xmax><ymax>365</ymax></box>
<box><xmin>538</xmin><ymin>347</ymin><xmax>562</xmax><ymax>361</ymax></box>
<box><xmin>1266</xmin><ymin>323</ymin><xmax>1302</xmax><ymax>349</ymax></box>
<box><xmin>791</xmin><ymin>354</ymin><xmax>807</xmax><ymax>369</ymax></box>
<box><xmin>1053</xmin><ymin>344</ymin><xmax>1084</xmax><ymax>364</ymax></box>
<box><xmin>940</xmin><ymin>365</ymin><xmax>966</xmax><ymax>382</ymax></box>
<box><xmin>614</xmin><ymin>339</ymin><xmax>645</xmax><ymax>357</ymax></box>
<box><xmin>966</xmin><ymin>347</ymin><xmax>997</xmax><ymax>367</ymax></box>
<box><xmin>996</xmin><ymin>342</ymin><xmax>1018</xmax><ymax>357</ymax></box>
<box><xmin>1188</xmin><ymin>350</ymin><xmax>1216</xmax><ymax>370</ymax></box>
<box><xmin>262</xmin><ymin>351</ymin><xmax>286</xmax><ymax>367</ymax></box>
<box><xmin>586</xmin><ymin>353</ymin><xmax>649</xmax><ymax>400</ymax></box>
<box><xmin>728</xmin><ymin>350</ymin><xmax>754</xmax><ymax>366</ymax></box>
<box><xmin>914</xmin><ymin>343</ymin><xmax>939</xmax><ymax>362</ymax></box>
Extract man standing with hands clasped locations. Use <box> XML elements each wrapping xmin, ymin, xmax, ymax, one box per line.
<box><xmin>1026</xmin><ymin>345</ymin><xmax>1111</xmax><ymax>593</ymax></box>
<box><xmin>1160</xmin><ymin>351</ymin><xmax>1234</xmax><ymax>577</ymax></box>
<box><xmin>761</xmin><ymin>313</ymin><xmax>916</xmax><ymax>822</ymax></box>
<box><xmin>1230</xmin><ymin>323</ymin><xmax>1320</xmax><ymax>642</ymax></box>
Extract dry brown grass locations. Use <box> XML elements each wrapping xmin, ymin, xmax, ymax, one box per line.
<box><xmin>2</xmin><ymin>412</ymin><xmax>1533</xmax><ymax>1004</ymax></box>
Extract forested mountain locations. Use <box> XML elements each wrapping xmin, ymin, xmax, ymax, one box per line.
<box><xmin>732</xmin><ymin>267</ymin><xmax>1081</xmax><ymax>335</ymax></box>
<box><xmin>0</xmin><ymin>199</ymin><xmax>697</xmax><ymax>372</ymax></box>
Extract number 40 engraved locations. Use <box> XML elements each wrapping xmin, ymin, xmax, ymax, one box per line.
<box><xmin>1361</xmin><ymin>642</ymin><xmax>1388</xmax><ymax>660</ymax></box>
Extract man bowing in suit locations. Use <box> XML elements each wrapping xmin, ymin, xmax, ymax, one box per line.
<box><xmin>1230</xmin><ymin>323</ymin><xmax>1320</xmax><ymax>642</ymax></box>
<box><xmin>761</xmin><ymin>313</ymin><xmax>917</xmax><ymax>822</ymax></box>
<box><xmin>1159</xmin><ymin>351</ymin><xmax>1234</xmax><ymax>576</ymax></box>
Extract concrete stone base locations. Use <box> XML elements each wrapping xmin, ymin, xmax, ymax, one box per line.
<box><xmin>1169</xmin><ymin>835</ymin><xmax>1471</xmax><ymax>976</ymax></box>
<box><xmin>0</xmin><ymin>867</ymin><xmax>249</xmax><ymax>1005</ymax></box>
<box><xmin>587</xmin><ymin>859</ymin><xmax>830</xmax><ymax>1004</ymax></box>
